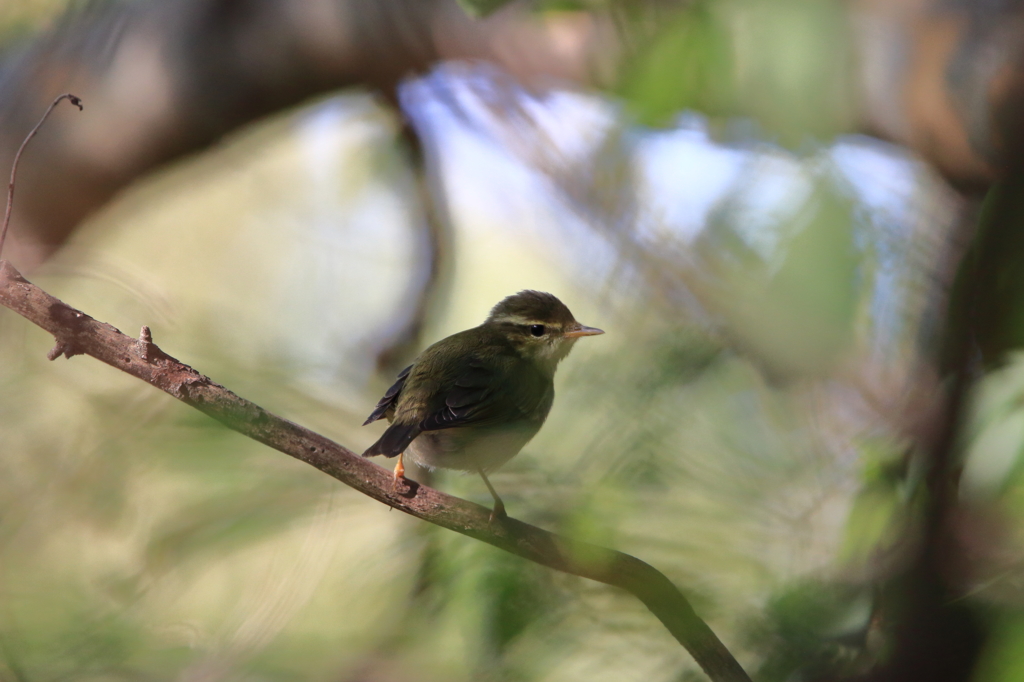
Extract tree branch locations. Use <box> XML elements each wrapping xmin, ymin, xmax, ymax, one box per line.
<box><xmin>0</xmin><ymin>259</ymin><xmax>751</xmax><ymax>682</ymax></box>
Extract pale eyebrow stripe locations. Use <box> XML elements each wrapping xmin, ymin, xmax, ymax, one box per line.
<box><xmin>492</xmin><ymin>317</ymin><xmax>565</xmax><ymax>333</ymax></box>
<box><xmin>492</xmin><ymin>314</ymin><xmax>534</xmax><ymax>326</ymax></box>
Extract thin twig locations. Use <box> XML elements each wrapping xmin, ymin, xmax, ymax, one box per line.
<box><xmin>0</xmin><ymin>261</ymin><xmax>751</xmax><ymax>682</ymax></box>
<box><xmin>0</xmin><ymin>93</ymin><xmax>83</xmax><ymax>262</ymax></box>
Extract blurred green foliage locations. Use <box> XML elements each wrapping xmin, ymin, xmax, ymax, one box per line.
<box><xmin>962</xmin><ymin>356</ymin><xmax>1024</xmax><ymax>500</ymax></box>
<box><xmin>456</xmin><ymin>0</ymin><xmax>516</xmax><ymax>18</ymax></box>
<box><xmin>975</xmin><ymin>611</ymin><xmax>1024</xmax><ymax>682</ymax></box>
<box><xmin>456</xmin><ymin>0</ymin><xmax>640</xmax><ymax>18</ymax></box>
<box><xmin>749</xmin><ymin>581</ymin><xmax>876</xmax><ymax>681</ymax></box>
<box><xmin>839</xmin><ymin>440</ymin><xmax>911</xmax><ymax>568</ymax></box>
<box><xmin>699</xmin><ymin>177</ymin><xmax>859</xmax><ymax>376</ymax></box>
<box><xmin>618</xmin><ymin>0</ymin><xmax>854</xmax><ymax>145</ymax></box>
<box><xmin>618</xmin><ymin>2</ymin><xmax>736</xmax><ymax>128</ymax></box>
<box><xmin>0</xmin><ymin>0</ymin><xmax>66</xmax><ymax>41</ymax></box>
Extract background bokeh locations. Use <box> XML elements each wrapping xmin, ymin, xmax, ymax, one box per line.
<box><xmin>1</xmin><ymin>1</ymin><xmax>1022</xmax><ymax>680</ymax></box>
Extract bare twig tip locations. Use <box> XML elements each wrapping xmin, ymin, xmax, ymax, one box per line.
<box><xmin>0</xmin><ymin>93</ymin><xmax>85</xmax><ymax>263</ymax></box>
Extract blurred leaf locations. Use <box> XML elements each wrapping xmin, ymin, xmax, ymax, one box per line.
<box><xmin>751</xmin><ymin>581</ymin><xmax>876</xmax><ymax>682</ymax></box>
<box><xmin>481</xmin><ymin>557</ymin><xmax>553</xmax><ymax>655</ymax></box>
<box><xmin>702</xmin><ymin>177</ymin><xmax>859</xmax><ymax>377</ymax></box>
<box><xmin>618</xmin><ymin>0</ymin><xmax>735</xmax><ymax>127</ymax></box>
<box><xmin>840</xmin><ymin>439</ymin><xmax>911</xmax><ymax>565</ymax></box>
<box><xmin>0</xmin><ymin>0</ymin><xmax>68</xmax><ymax>43</ymax></box>
<box><xmin>457</xmin><ymin>0</ymin><xmax>630</xmax><ymax>16</ymax></box>
<box><xmin>965</xmin><ymin>407</ymin><xmax>1024</xmax><ymax>498</ymax></box>
<box><xmin>728</xmin><ymin>0</ymin><xmax>853</xmax><ymax>143</ymax></box>
<box><xmin>456</xmin><ymin>0</ymin><xmax>518</xmax><ymax>18</ymax></box>
<box><xmin>841</xmin><ymin>483</ymin><xmax>902</xmax><ymax>566</ymax></box>
<box><xmin>974</xmin><ymin>611</ymin><xmax>1024</xmax><ymax>682</ymax></box>
<box><xmin>618</xmin><ymin>0</ymin><xmax>853</xmax><ymax>144</ymax></box>
<box><xmin>962</xmin><ymin>354</ymin><xmax>1024</xmax><ymax>498</ymax></box>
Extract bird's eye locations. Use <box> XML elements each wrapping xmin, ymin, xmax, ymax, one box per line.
<box><xmin>529</xmin><ymin>325</ymin><xmax>545</xmax><ymax>337</ymax></box>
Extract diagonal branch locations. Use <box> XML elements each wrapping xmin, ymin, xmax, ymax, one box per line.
<box><xmin>0</xmin><ymin>259</ymin><xmax>751</xmax><ymax>682</ymax></box>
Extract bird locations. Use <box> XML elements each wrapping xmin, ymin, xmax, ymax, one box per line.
<box><xmin>362</xmin><ymin>290</ymin><xmax>604</xmax><ymax>519</ymax></box>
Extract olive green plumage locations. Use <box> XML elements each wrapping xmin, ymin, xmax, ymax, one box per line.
<box><xmin>362</xmin><ymin>290</ymin><xmax>603</xmax><ymax>516</ymax></box>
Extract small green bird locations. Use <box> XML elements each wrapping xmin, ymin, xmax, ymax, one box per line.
<box><xmin>362</xmin><ymin>290</ymin><xmax>604</xmax><ymax>518</ymax></box>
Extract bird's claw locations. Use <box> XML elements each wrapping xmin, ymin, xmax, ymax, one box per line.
<box><xmin>392</xmin><ymin>453</ymin><xmax>406</xmax><ymax>492</ymax></box>
<box><xmin>489</xmin><ymin>501</ymin><xmax>507</xmax><ymax>524</ymax></box>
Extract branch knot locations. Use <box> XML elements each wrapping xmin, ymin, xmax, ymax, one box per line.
<box><xmin>136</xmin><ymin>325</ymin><xmax>155</xmax><ymax>361</ymax></box>
<box><xmin>47</xmin><ymin>338</ymin><xmax>82</xmax><ymax>361</ymax></box>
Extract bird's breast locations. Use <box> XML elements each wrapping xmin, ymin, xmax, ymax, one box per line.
<box><xmin>406</xmin><ymin>418</ymin><xmax>544</xmax><ymax>473</ymax></box>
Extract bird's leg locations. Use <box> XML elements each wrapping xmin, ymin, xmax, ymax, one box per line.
<box><xmin>478</xmin><ymin>468</ymin><xmax>507</xmax><ymax>522</ymax></box>
<box><xmin>392</xmin><ymin>452</ymin><xmax>406</xmax><ymax>489</ymax></box>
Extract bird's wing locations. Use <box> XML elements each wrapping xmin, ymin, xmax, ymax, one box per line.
<box><xmin>420</xmin><ymin>359</ymin><xmax>546</xmax><ymax>432</ymax></box>
<box><xmin>362</xmin><ymin>364</ymin><xmax>413</xmax><ymax>426</ymax></box>
<box><xmin>361</xmin><ymin>359</ymin><xmax>518</xmax><ymax>458</ymax></box>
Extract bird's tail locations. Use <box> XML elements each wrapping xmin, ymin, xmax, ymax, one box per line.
<box><xmin>362</xmin><ymin>422</ymin><xmax>421</xmax><ymax>458</ymax></box>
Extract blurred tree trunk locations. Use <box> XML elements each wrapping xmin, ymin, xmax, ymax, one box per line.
<box><xmin>850</xmin><ymin>0</ymin><xmax>1024</xmax><ymax>192</ymax></box>
<box><xmin>0</xmin><ymin>0</ymin><xmax>616</xmax><ymax>267</ymax></box>
<box><xmin>4</xmin><ymin>0</ymin><xmax>1024</xmax><ymax>267</ymax></box>
<box><xmin>2</xmin><ymin>0</ymin><xmax>1023</xmax><ymax>265</ymax></box>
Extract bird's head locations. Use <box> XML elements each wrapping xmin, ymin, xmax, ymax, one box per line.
<box><xmin>486</xmin><ymin>290</ymin><xmax>604</xmax><ymax>369</ymax></box>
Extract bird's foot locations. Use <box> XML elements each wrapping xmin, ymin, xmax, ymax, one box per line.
<box><xmin>391</xmin><ymin>453</ymin><xmax>406</xmax><ymax>492</ymax></box>
<box><xmin>489</xmin><ymin>500</ymin><xmax>507</xmax><ymax>524</ymax></box>
<box><xmin>477</xmin><ymin>469</ymin><xmax>506</xmax><ymax>523</ymax></box>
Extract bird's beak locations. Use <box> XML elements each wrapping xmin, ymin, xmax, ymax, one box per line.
<box><xmin>564</xmin><ymin>324</ymin><xmax>605</xmax><ymax>338</ymax></box>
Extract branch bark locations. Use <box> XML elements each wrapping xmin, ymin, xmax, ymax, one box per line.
<box><xmin>0</xmin><ymin>259</ymin><xmax>751</xmax><ymax>682</ymax></box>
